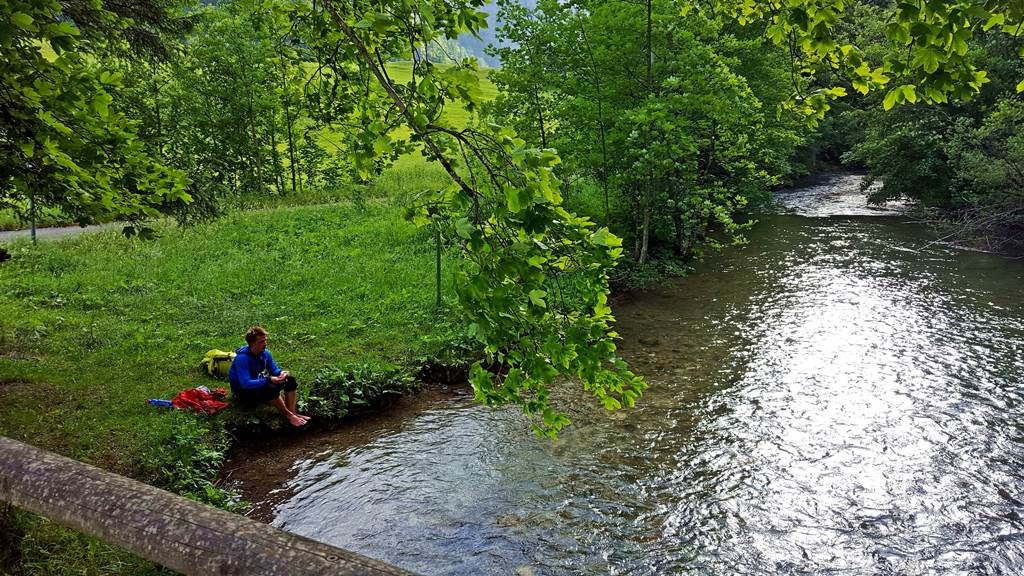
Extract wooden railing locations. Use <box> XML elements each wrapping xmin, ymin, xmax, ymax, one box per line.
<box><xmin>0</xmin><ymin>436</ymin><xmax>417</xmax><ymax>576</ymax></box>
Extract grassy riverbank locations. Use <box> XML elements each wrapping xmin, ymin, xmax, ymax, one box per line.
<box><xmin>0</xmin><ymin>55</ymin><xmax>500</xmax><ymax>572</ymax></box>
<box><xmin>0</xmin><ymin>157</ymin><xmax>475</xmax><ymax>573</ymax></box>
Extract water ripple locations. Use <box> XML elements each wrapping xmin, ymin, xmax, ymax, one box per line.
<box><xmin>255</xmin><ymin>211</ymin><xmax>1024</xmax><ymax>575</ymax></box>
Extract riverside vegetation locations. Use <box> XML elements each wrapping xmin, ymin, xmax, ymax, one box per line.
<box><xmin>0</xmin><ymin>159</ymin><xmax>472</xmax><ymax>573</ymax></box>
<box><xmin>5</xmin><ymin>0</ymin><xmax>1024</xmax><ymax>573</ymax></box>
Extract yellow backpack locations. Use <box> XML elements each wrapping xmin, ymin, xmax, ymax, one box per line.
<box><xmin>201</xmin><ymin>349</ymin><xmax>236</xmax><ymax>379</ymax></box>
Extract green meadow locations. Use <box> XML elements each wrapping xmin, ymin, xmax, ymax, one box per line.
<box><xmin>0</xmin><ymin>163</ymin><xmax>468</xmax><ymax>574</ymax></box>
<box><xmin>0</xmin><ymin>164</ymin><xmax>464</xmax><ymax>466</ymax></box>
<box><xmin>0</xmin><ymin>60</ymin><xmax>497</xmax><ymax>468</ymax></box>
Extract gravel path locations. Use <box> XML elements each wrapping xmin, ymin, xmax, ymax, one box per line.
<box><xmin>0</xmin><ymin>222</ymin><xmax>121</xmax><ymax>243</ymax></box>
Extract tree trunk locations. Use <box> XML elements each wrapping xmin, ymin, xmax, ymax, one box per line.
<box><xmin>639</xmin><ymin>183</ymin><xmax>651</xmax><ymax>263</ymax></box>
<box><xmin>673</xmin><ymin>210</ymin><xmax>684</xmax><ymax>256</ymax></box>
<box><xmin>246</xmin><ymin>82</ymin><xmax>264</xmax><ymax>191</ymax></box>
<box><xmin>532</xmin><ymin>86</ymin><xmax>548</xmax><ymax>148</ymax></box>
<box><xmin>638</xmin><ymin>0</ymin><xmax>653</xmax><ymax>264</ymax></box>
<box><xmin>281</xmin><ymin>63</ymin><xmax>300</xmax><ymax>195</ymax></box>
<box><xmin>282</xmin><ymin>75</ymin><xmax>299</xmax><ymax>192</ymax></box>
<box><xmin>578</xmin><ymin>15</ymin><xmax>610</xmax><ymax>224</ymax></box>
<box><xmin>633</xmin><ymin>191</ymin><xmax>642</xmax><ymax>261</ymax></box>
<box><xmin>527</xmin><ymin>45</ymin><xmax>548</xmax><ymax>148</ymax></box>
<box><xmin>646</xmin><ymin>0</ymin><xmax>653</xmax><ymax>90</ymax></box>
<box><xmin>269</xmin><ymin>110</ymin><xmax>286</xmax><ymax>194</ymax></box>
<box><xmin>152</xmin><ymin>62</ymin><xmax>163</xmax><ymax>157</ymax></box>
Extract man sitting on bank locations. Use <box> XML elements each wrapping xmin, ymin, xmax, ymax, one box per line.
<box><xmin>229</xmin><ymin>325</ymin><xmax>309</xmax><ymax>427</ymax></box>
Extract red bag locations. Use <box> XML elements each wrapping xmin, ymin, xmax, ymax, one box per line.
<box><xmin>171</xmin><ymin>387</ymin><xmax>229</xmax><ymax>415</ymax></box>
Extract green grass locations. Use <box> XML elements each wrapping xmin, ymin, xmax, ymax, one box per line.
<box><xmin>384</xmin><ymin>61</ymin><xmax>498</xmax><ymax>128</ymax></box>
<box><xmin>2</xmin><ymin>507</ymin><xmax>167</xmax><ymax>576</ymax></box>
<box><xmin>0</xmin><ymin>192</ymin><xmax>466</xmax><ymax>573</ymax></box>
<box><xmin>0</xmin><ymin>60</ymin><xmax>494</xmax><ymax>468</ymax></box>
<box><xmin>0</xmin><ymin>195</ymin><xmax>462</xmax><ymax>469</ymax></box>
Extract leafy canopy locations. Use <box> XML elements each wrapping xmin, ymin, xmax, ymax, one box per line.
<box><xmin>0</xmin><ymin>0</ymin><xmax>189</xmax><ymax>232</ymax></box>
<box><xmin>703</xmin><ymin>0</ymin><xmax>1024</xmax><ymax>120</ymax></box>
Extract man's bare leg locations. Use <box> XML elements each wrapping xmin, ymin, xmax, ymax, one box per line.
<box><xmin>285</xmin><ymin>390</ymin><xmax>310</xmax><ymax>420</ymax></box>
<box><xmin>270</xmin><ymin>396</ymin><xmax>306</xmax><ymax>427</ymax></box>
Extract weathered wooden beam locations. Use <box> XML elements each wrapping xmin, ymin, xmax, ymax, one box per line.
<box><xmin>0</xmin><ymin>436</ymin><xmax>417</xmax><ymax>576</ymax></box>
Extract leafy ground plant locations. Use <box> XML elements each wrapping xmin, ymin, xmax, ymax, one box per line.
<box><xmin>303</xmin><ymin>362</ymin><xmax>418</xmax><ymax>421</ymax></box>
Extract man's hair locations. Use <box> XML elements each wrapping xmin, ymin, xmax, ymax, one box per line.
<box><xmin>245</xmin><ymin>325</ymin><xmax>268</xmax><ymax>344</ymax></box>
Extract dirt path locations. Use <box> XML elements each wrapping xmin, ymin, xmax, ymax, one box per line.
<box><xmin>0</xmin><ymin>222</ymin><xmax>121</xmax><ymax>243</ymax></box>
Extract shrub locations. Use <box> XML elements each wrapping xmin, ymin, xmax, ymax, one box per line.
<box><xmin>302</xmin><ymin>363</ymin><xmax>418</xmax><ymax>421</ymax></box>
<box><xmin>141</xmin><ymin>413</ymin><xmax>244</xmax><ymax>512</ymax></box>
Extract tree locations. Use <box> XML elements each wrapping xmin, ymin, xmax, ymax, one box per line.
<box><xmin>115</xmin><ymin>0</ymin><xmax>344</xmax><ymax>221</ymax></box>
<box><xmin>703</xmin><ymin>0</ymin><xmax>1024</xmax><ymax>120</ymax></box>
<box><xmin>58</xmin><ymin>0</ymin><xmax>197</xmax><ymax>60</ymax></box>
<box><xmin>0</xmin><ymin>0</ymin><xmax>190</xmax><ymax>232</ymax></box>
<box><xmin>489</xmin><ymin>0</ymin><xmax>805</xmax><ymax>267</ymax></box>
<box><xmin>280</xmin><ymin>0</ymin><xmax>645</xmax><ymax>435</ymax></box>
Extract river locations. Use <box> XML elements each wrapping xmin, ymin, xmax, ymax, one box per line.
<box><xmin>225</xmin><ymin>173</ymin><xmax>1024</xmax><ymax>575</ymax></box>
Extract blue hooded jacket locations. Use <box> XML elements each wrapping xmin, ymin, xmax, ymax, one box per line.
<box><xmin>228</xmin><ymin>345</ymin><xmax>282</xmax><ymax>390</ymax></box>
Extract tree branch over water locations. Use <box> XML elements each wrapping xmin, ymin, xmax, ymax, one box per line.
<box><xmin>309</xmin><ymin>0</ymin><xmax>645</xmax><ymax>435</ymax></box>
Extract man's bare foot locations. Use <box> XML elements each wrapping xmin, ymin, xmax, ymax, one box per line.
<box><xmin>287</xmin><ymin>414</ymin><xmax>307</xmax><ymax>427</ymax></box>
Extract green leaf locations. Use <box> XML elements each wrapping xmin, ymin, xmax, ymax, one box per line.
<box><xmin>372</xmin><ymin>13</ymin><xmax>395</xmax><ymax>33</ymax></box>
<box><xmin>92</xmin><ymin>92</ymin><xmax>112</xmax><ymax>119</ymax></box>
<box><xmin>527</xmin><ymin>255</ymin><xmax>547</xmax><ymax>268</ymax></box>
<box><xmin>505</xmin><ymin>186</ymin><xmax>531</xmax><ymax>213</ymax></box>
<box><xmin>911</xmin><ymin>46</ymin><xmax>943</xmax><ymax>74</ymax></box>
<box><xmin>601</xmin><ymin>396</ymin><xmax>622</xmax><ymax>410</ymax></box>
<box><xmin>11</xmin><ymin>12</ymin><xmax>34</xmax><ymax>30</ymax></box>
<box><xmin>528</xmin><ymin>289</ymin><xmax>546</xmax><ymax>308</ymax></box>
<box><xmin>900</xmin><ymin>84</ymin><xmax>917</xmax><ymax>104</ymax></box>
<box><xmin>1016</xmin><ymin>79</ymin><xmax>1024</xmax><ymax>93</ymax></box>
<box><xmin>909</xmin><ymin>21</ymin><xmax>932</xmax><ymax>40</ymax></box>
<box><xmin>925</xmin><ymin>86</ymin><xmax>948</xmax><ymax>103</ymax></box>
<box><xmin>455</xmin><ymin>217</ymin><xmax>473</xmax><ymax>239</ymax></box>
<box><xmin>882</xmin><ymin>88</ymin><xmax>899</xmax><ymax>111</ymax></box>
<box><xmin>824</xmin><ymin>86</ymin><xmax>847</xmax><ymax>99</ymax></box>
<box><xmin>590</xmin><ymin>227</ymin><xmax>622</xmax><ymax>247</ymax></box>
<box><xmin>983</xmin><ymin>12</ymin><xmax>1005</xmax><ymax>31</ymax></box>
<box><xmin>372</xmin><ymin>135</ymin><xmax>392</xmax><ymax>155</ymax></box>
<box><xmin>885</xmin><ymin>22</ymin><xmax>911</xmax><ymax>45</ymax></box>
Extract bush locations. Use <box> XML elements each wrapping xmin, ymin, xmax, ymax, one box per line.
<box><xmin>609</xmin><ymin>254</ymin><xmax>691</xmax><ymax>293</ymax></box>
<box><xmin>301</xmin><ymin>363</ymin><xmax>419</xmax><ymax>421</ymax></box>
<box><xmin>141</xmin><ymin>413</ymin><xmax>244</xmax><ymax>512</ymax></box>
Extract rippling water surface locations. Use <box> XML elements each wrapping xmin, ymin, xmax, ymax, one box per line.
<box><xmin>229</xmin><ymin>175</ymin><xmax>1024</xmax><ymax>575</ymax></box>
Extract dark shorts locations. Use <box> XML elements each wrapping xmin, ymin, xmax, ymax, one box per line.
<box><xmin>232</xmin><ymin>375</ymin><xmax>298</xmax><ymax>405</ymax></box>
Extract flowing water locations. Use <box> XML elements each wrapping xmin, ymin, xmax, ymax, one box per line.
<box><xmin>226</xmin><ymin>174</ymin><xmax>1024</xmax><ymax>575</ymax></box>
